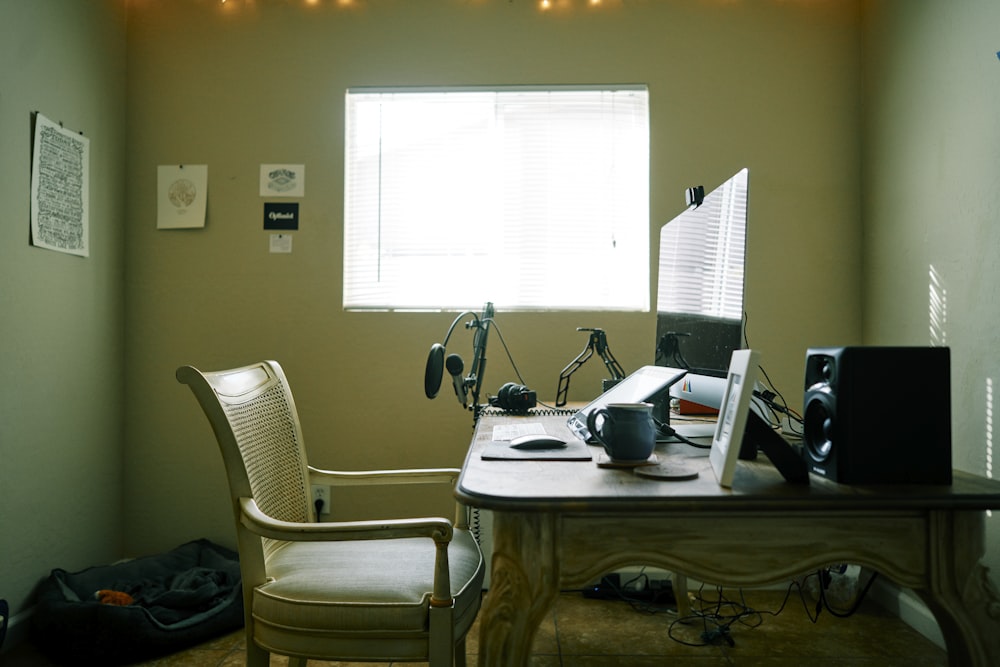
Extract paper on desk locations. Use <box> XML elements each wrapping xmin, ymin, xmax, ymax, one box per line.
<box><xmin>491</xmin><ymin>422</ymin><xmax>546</xmax><ymax>441</ymax></box>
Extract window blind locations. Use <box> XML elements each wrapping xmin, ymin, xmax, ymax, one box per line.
<box><xmin>344</xmin><ymin>86</ymin><xmax>650</xmax><ymax>311</ymax></box>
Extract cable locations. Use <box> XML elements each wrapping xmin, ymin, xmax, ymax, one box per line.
<box><xmin>668</xmin><ymin>584</ymin><xmax>766</xmax><ymax>647</ymax></box>
<box><xmin>742</xmin><ymin>310</ymin><xmax>804</xmax><ymax>436</ymax></box>
<box><xmin>752</xmin><ymin>388</ymin><xmax>804</xmax><ymax>435</ymax></box>
<box><xmin>470</xmin><ymin>507</ymin><xmax>482</xmax><ymax>543</ymax></box>
<box><xmin>483</xmin><ymin>319</ymin><xmax>529</xmax><ymax>387</ymax></box>
<box><xmin>667</xmin><ymin>567</ymin><xmax>879</xmax><ymax>648</ymax></box>
<box><xmin>818</xmin><ymin>568</ymin><xmax>880</xmax><ymax>618</ymax></box>
<box><xmin>574</xmin><ymin>570</ymin><xmax>679</xmax><ymax>615</ymax></box>
<box><xmin>572</xmin><ymin>567</ymin><xmax>881</xmax><ymax>651</ymax></box>
<box><xmin>654</xmin><ymin>418</ymin><xmax>710</xmax><ymax>448</ymax></box>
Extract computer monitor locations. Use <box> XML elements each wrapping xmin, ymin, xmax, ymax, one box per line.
<box><xmin>655</xmin><ymin>168</ymin><xmax>748</xmax><ymax>419</ymax></box>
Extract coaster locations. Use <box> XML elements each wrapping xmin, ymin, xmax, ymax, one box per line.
<box><xmin>634</xmin><ymin>461</ymin><xmax>700</xmax><ymax>481</ymax></box>
<box><xmin>596</xmin><ymin>452</ymin><xmax>658</xmax><ymax>468</ymax></box>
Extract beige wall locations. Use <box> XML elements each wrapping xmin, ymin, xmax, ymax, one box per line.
<box><xmin>123</xmin><ymin>0</ymin><xmax>862</xmax><ymax>556</ymax></box>
<box><xmin>861</xmin><ymin>0</ymin><xmax>1000</xmax><ymax>576</ymax></box>
<box><xmin>9</xmin><ymin>0</ymin><xmax>997</xmax><ymax>646</ymax></box>
<box><xmin>0</xmin><ymin>0</ymin><xmax>127</xmax><ymax>636</ymax></box>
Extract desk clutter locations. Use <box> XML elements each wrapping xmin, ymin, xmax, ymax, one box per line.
<box><xmin>482</xmin><ymin>419</ymin><xmax>702</xmax><ymax>479</ymax></box>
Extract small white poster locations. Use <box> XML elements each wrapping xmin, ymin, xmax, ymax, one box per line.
<box><xmin>157</xmin><ymin>165</ymin><xmax>208</xmax><ymax>229</ymax></box>
<box><xmin>260</xmin><ymin>163</ymin><xmax>304</xmax><ymax>197</ymax></box>
<box><xmin>30</xmin><ymin>113</ymin><xmax>90</xmax><ymax>257</ymax></box>
<box><xmin>269</xmin><ymin>233</ymin><xmax>293</xmax><ymax>253</ymax></box>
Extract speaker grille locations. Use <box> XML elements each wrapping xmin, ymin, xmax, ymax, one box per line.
<box><xmin>803</xmin><ymin>396</ymin><xmax>834</xmax><ymax>463</ymax></box>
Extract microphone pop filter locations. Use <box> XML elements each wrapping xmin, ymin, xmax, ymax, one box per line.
<box><xmin>424</xmin><ymin>343</ymin><xmax>445</xmax><ymax>399</ymax></box>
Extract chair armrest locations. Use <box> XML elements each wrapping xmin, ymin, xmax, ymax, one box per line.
<box><xmin>308</xmin><ymin>466</ymin><xmax>474</xmax><ymax>531</ymax></box>
<box><xmin>239</xmin><ymin>497</ymin><xmax>456</xmax><ymax>607</ymax></box>
<box><xmin>308</xmin><ymin>466</ymin><xmax>460</xmax><ymax>487</ymax></box>
<box><xmin>238</xmin><ymin>497</ymin><xmax>454</xmax><ymax>543</ymax></box>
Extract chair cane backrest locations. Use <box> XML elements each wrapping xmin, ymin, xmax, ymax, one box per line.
<box><xmin>177</xmin><ymin>361</ymin><xmax>314</xmax><ymax>533</ymax></box>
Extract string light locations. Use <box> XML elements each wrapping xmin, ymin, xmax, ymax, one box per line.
<box><xmin>217</xmin><ymin>0</ymin><xmax>610</xmax><ymax>9</ymax></box>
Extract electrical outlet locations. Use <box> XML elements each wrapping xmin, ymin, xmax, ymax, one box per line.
<box><xmin>311</xmin><ymin>485</ymin><xmax>330</xmax><ymax>516</ymax></box>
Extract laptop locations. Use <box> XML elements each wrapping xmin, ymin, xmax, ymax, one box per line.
<box><xmin>566</xmin><ymin>365</ymin><xmax>688</xmax><ymax>443</ymax></box>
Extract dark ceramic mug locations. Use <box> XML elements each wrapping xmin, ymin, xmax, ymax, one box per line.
<box><xmin>586</xmin><ymin>402</ymin><xmax>656</xmax><ymax>462</ymax></box>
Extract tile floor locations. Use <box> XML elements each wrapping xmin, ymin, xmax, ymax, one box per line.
<box><xmin>3</xmin><ymin>586</ymin><xmax>948</xmax><ymax>666</ymax></box>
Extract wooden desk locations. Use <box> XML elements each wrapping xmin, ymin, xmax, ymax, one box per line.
<box><xmin>456</xmin><ymin>412</ymin><xmax>1000</xmax><ymax>667</ymax></box>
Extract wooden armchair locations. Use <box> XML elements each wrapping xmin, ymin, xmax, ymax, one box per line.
<box><xmin>176</xmin><ymin>360</ymin><xmax>484</xmax><ymax>666</ymax></box>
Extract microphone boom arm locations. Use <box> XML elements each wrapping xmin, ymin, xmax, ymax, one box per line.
<box><xmin>555</xmin><ymin>327</ymin><xmax>626</xmax><ymax>407</ymax></box>
<box><xmin>467</xmin><ymin>302</ymin><xmax>494</xmax><ymax>421</ymax></box>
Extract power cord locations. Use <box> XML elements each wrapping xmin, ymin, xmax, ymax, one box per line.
<box><xmin>654</xmin><ymin>418</ymin><xmax>711</xmax><ymax>449</ymax></box>
<box><xmin>572</xmin><ymin>570</ymin><xmax>679</xmax><ymax>615</ymax></box>
<box><xmin>483</xmin><ymin>319</ymin><xmax>531</xmax><ymax>392</ymax></box>
<box><xmin>314</xmin><ymin>498</ymin><xmax>325</xmax><ymax>521</ymax></box>
<box><xmin>816</xmin><ymin>567</ymin><xmax>880</xmax><ymax>619</ymax></box>
<box><xmin>669</xmin><ymin>584</ymin><xmax>766</xmax><ymax>647</ymax></box>
<box><xmin>667</xmin><ymin>567</ymin><xmax>880</xmax><ymax>648</ymax></box>
<box><xmin>470</xmin><ymin>507</ymin><xmax>482</xmax><ymax>544</ymax></box>
<box><xmin>752</xmin><ymin>387</ymin><xmax>804</xmax><ymax>436</ymax></box>
<box><xmin>742</xmin><ymin>311</ymin><xmax>804</xmax><ymax>436</ymax></box>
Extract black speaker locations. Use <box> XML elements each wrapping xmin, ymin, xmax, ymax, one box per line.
<box><xmin>802</xmin><ymin>346</ymin><xmax>952</xmax><ymax>485</ymax></box>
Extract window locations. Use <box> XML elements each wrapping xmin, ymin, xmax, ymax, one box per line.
<box><xmin>343</xmin><ymin>86</ymin><xmax>650</xmax><ymax>311</ymax></box>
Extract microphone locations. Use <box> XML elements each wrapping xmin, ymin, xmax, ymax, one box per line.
<box><xmin>446</xmin><ymin>353</ymin><xmax>467</xmax><ymax>407</ymax></box>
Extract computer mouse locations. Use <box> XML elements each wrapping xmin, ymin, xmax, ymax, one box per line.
<box><xmin>509</xmin><ymin>434</ymin><xmax>568</xmax><ymax>450</ymax></box>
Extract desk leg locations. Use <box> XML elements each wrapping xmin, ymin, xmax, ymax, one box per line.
<box><xmin>674</xmin><ymin>574</ymin><xmax>690</xmax><ymax>618</ymax></box>
<box><xmin>478</xmin><ymin>511</ymin><xmax>558</xmax><ymax>667</ymax></box>
<box><xmin>918</xmin><ymin>511</ymin><xmax>1000</xmax><ymax>667</ymax></box>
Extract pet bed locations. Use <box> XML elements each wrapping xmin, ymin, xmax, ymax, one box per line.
<box><xmin>31</xmin><ymin>538</ymin><xmax>242</xmax><ymax>665</ymax></box>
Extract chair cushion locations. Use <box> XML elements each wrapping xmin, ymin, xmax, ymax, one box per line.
<box><xmin>254</xmin><ymin>529</ymin><xmax>483</xmax><ymax>633</ymax></box>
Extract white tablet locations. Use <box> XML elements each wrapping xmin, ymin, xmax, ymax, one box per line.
<box><xmin>566</xmin><ymin>365</ymin><xmax>688</xmax><ymax>442</ymax></box>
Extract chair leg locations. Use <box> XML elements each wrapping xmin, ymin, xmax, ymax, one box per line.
<box><xmin>246</xmin><ymin>641</ymin><xmax>269</xmax><ymax>667</ymax></box>
<box><xmin>288</xmin><ymin>658</ymin><xmax>307</xmax><ymax>667</ymax></box>
<box><xmin>428</xmin><ymin>604</ymin><xmax>455</xmax><ymax>666</ymax></box>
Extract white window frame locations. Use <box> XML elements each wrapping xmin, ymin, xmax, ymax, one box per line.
<box><xmin>343</xmin><ymin>85</ymin><xmax>650</xmax><ymax>312</ymax></box>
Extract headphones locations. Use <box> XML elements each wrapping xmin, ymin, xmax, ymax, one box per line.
<box><xmin>489</xmin><ymin>382</ymin><xmax>537</xmax><ymax>412</ymax></box>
